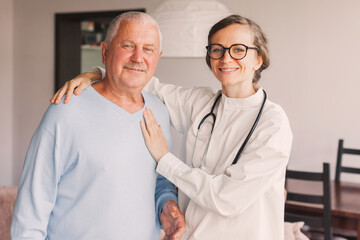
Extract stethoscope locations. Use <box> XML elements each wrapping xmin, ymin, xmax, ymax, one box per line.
<box><xmin>191</xmin><ymin>89</ymin><xmax>267</xmax><ymax>170</ymax></box>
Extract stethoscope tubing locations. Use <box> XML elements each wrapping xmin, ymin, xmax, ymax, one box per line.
<box><xmin>232</xmin><ymin>90</ymin><xmax>267</xmax><ymax>165</ymax></box>
<box><xmin>193</xmin><ymin>89</ymin><xmax>267</xmax><ymax>168</ymax></box>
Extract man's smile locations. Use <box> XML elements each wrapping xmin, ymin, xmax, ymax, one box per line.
<box><xmin>123</xmin><ymin>66</ymin><xmax>146</xmax><ymax>72</ymax></box>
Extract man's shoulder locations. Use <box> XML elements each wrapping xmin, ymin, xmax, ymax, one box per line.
<box><xmin>41</xmin><ymin>88</ymin><xmax>96</xmax><ymax>127</ymax></box>
<box><xmin>143</xmin><ymin>92</ymin><xmax>166</xmax><ymax>110</ymax></box>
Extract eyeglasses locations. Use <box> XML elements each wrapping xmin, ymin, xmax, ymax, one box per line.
<box><xmin>206</xmin><ymin>44</ymin><xmax>259</xmax><ymax>60</ymax></box>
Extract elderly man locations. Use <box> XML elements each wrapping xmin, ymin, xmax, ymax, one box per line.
<box><xmin>11</xmin><ymin>12</ymin><xmax>185</xmax><ymax>240</ymax></box>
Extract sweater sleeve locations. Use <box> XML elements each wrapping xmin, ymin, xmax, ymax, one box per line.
<box><xmin>11</xmin><ymin>125</ymin><xmax>59</xmax><ymax>239</ymax></box>
<box><xmin>154</xmin><ymin>113</ymin><xmax>178</xmax><ymax>223</ymax></box>
<box><xmin>155</xmin><ymin>174</ymin><xmax>178</xmax><ymax>220</ymax></box>
<box><xmin>156</xmin><ymin>113</ymin><xmax>292</xmax><ymax>218</ymax></box>
<box><xmin>155</xmin><ymin>98</ymin><xmax>178</xmax><ymax>225</ymax></box>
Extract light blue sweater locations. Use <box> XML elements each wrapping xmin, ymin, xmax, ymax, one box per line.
<box><xmin>11</xmin><ymin>86</ymin><xmax>177</xmax><ymax>240</ymax></box>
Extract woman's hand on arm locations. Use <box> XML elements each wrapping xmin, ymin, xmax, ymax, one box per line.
<box><xmin>50</xmin><ymin>72</ymin><xmax>101</xmax><ymax>104</ymax></box>
<box><xmin>140</xmin><ymin>108</ymin><xmax>170</xmax><ymax>162</ymax></box>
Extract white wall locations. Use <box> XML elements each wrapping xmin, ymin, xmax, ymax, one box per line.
<box><xmin>8</xmin><ymin>0</ymin><xmax>360</xmax><ymax>185</ymax></box>
<box><xmin>0</xmin><ymin>0</ymin><xmax>14</xmax><ymax>185</ymax></box>
<box><xmin>247</xmin><ymin>0</ymin><xmax>360</xmax><ymax>179</ymax></box>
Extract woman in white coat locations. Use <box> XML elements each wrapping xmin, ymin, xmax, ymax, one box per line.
<box><xmin>52</xmin><ymin>15</ymin><xmax>293</xmax><ymax>240</ymax></box>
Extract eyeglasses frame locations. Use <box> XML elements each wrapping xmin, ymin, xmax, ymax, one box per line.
<box><xmin>206</xmin><ymin>43</ymin><xmax>259</xmax><ymax>60</ymax></box>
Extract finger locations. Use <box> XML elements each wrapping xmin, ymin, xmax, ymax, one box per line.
<box><xmin>170</xmin><ymin>211</ymin><xmax>178</xmax><ymax>219</ymax></box>
<box><xmin>64</xmin><ymin>80</ymin><xmax>79</xmax><ymax>103</ymax></box>
<box><xmin>55</xmin><ymin>82</ymin><xmax>69</xmax><ymax>104</ymax></box>
<box><xmin>143</xmin><ymin>109</ymin><xmax>158</xmax><ymax>134</ymax></box>
<box><xmin>169</xmin><ymin>205</ymin><xmax>180</xmax><ymax>217</ymax></box>
<box><xmin>145</xmin><ymin>108</ymin><xmax>162</xmax><ymax>135</ymax></box>
<box><xmin>74</xmin><ymin>82</ymin><xmax>87</xmax><ymax>95</ymax></box>
<box><xmin>50</xmin><ymin>90</ymin><xmax>60</xmax><ymax>103</ymax></box>
<box><xmin>171</xmin><ymin>233</ymin><xmax>183</xmax><ymax>240</ymax></box>
<box><xmin>140</xmin><ymin>120</ymin><xmax>150</xmax><ymax>141</ymax></box>
<box><xmin>172</xmin><ymin>227</ymin><xmax>186</xmax><ymax>240</ymax></box>
<box><xmin>146</xmin><ymin>108</ymin><xmax>158</xmax><ymax>125</ymax></box>
<box><xmin>55</xmin><ymin>90</ymin><xmax>64</xmax><ymax>104</ymax></box>
<box><xmin>142</xmin><ymin>110</ymin><xmax>151</xmax><ymax>130</ymax></box>
<box><xmin>174</xmin><ymin>226</ymin><xmax>186</xmax><ymax>238</ymax></box>
<box><xmin>65</xmin><ymin>79</ymin><xmax>82</xmax><ymax>103</ymax></box>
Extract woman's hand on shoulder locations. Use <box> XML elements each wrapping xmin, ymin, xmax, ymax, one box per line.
<box><xmin>50</xmin><ymin>72</ymin><xmax>101</xmax><ymax>104</ymax></box>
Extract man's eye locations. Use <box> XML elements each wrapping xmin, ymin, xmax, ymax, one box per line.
<box><xmin>123</xmin><ymin>44</ymin><xmax>134</xmax><ymax>49</ymax></box>
<box><xmin>144</xmin><ymin>47</ymin><xmax>155</xmax><ymax>53</ymax></box>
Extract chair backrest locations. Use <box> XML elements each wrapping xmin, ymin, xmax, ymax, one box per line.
<box><xmin>285</xmin><ymin>163</ymin><xmax>332</xmax><ymax>240</ymax></box>
<box><xmin>335</xmin><ymin>139</ymin><xmax>360</xmax><ymax>181</ymax></box>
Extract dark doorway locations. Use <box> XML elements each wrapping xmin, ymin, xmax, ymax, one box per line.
<box><xmin>55</xmin><ymin>9</ymin><xmax>145</xmax><ymax>92</ymax></box>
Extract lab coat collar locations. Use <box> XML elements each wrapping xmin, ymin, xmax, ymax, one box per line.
<box><xmin>220</xmin><ymin>86</ymin><xmax>265</xmax><ymax>110</ymax></box>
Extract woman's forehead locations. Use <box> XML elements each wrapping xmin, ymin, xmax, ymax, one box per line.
<box><xmin>211</xmin><ymin>24</ymin><xmax>253</xmax><ymax>45</ymax></box>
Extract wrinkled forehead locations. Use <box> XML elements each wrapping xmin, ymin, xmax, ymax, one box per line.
<box><xmin>116</xmin><ymin>21</ymin><xmax>160</xmax><ymax>45</ymax></box>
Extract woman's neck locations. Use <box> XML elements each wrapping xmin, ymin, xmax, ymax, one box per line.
<box><xmin>222</xmin><ymin>82</ymin><xmax>256</xmax><ymax>98</ymax></box>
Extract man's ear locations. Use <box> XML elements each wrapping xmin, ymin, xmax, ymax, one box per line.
<box><xmin>100</xmin><ymin>42</ymin><xmax>108</xmax><ymax>64</ymax></box>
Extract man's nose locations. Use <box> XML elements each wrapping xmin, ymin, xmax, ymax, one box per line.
<box><xmin>131</xmin><ymin>47</ymin><xmax>144</xmax><ymax>62</ymax></box>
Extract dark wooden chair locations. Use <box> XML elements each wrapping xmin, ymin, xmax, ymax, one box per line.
<box><xmin>285</xmin><ymin>163</ymin><xmax>332</xmax><ymax>240</ymax></box>
<box><xmin>335</xmin><ymin>139</ymin><xmax>360</xmax><ymax>181</ymax></box>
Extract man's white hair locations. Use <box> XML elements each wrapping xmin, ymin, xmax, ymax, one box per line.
<box><xmin>104</xmin><ymin>11</ymin><xmax>162</xmax><ymax>51</ymax></box>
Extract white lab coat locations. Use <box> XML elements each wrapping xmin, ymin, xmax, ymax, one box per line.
<box><xmin>146</xmin><ymin>77</ymin><xmax>293</xmax><ymax>240</ymax></box>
